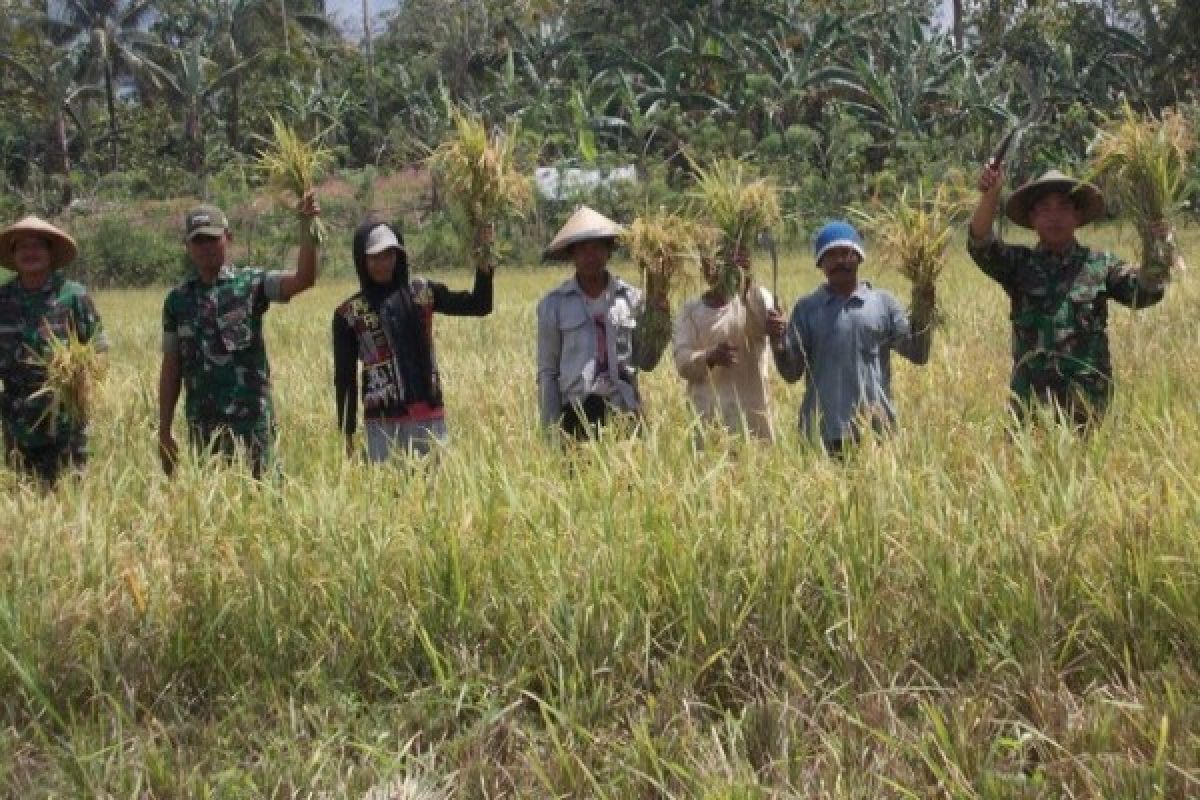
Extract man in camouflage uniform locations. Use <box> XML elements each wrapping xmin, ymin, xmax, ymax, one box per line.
<box><xmin>158</xmin><ymin>194</ymin><xmax>320</xmax><ymax>477</ymax></box>
<box><xmin>969</xmin><ymin>165</ymin><xmax>1174</xmax><ymax>428</ymax></box>
<box><xmin>0</xmin><ymin>216</ymin><xmax>108</xmax><ymax>484</ymax></box>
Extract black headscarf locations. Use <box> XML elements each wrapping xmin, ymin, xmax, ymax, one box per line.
<box><xmin>350</xmin><ymin>220</ymin><xmax>440</xmax><ymax>407</ymax></box>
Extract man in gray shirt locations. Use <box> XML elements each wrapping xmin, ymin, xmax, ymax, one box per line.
<box><xmin>769</xmin><ymin>220</ymin><xmax>932</xmax><ymax>454</ymax></box>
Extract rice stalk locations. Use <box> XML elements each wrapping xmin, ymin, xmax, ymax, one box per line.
<box><xmin>691</xmin><ymin>159</ymin><xmax>781</xmax><ymax>296</ymax></box>
<box><xmin>851</xmin><ymin>184</ymin><xmax>963</xmax><ymax>328</ymax></box>
<box><xmin>1088</xmin><ymin>102</ymin><xmax>1194</xmax><ymax>283</ymax></box>
<box><xmin>28</xmin><ymin>326</ymin><xmax>105</xmax><ymax>428</ymax></box>
<box><xmin>256</xmin><ymin>114</ymin><xmax>333</xmax><ymax>245</ymax></box>
<box><xmin>428</xmin><ymin>107</ymin><xmax>533</xmax><ymax>272</ymax></box>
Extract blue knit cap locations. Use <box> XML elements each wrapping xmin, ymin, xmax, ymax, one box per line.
<box><xmin>813</xmin><ymin>220</ymin><xmax>865</xmax><ymax>266</ymax></box>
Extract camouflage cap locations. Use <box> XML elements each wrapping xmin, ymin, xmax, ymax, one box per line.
<box><xmin>184</xmin><ymin>205</ymin><xmax>229</xmax><ymax>240</ymax></box>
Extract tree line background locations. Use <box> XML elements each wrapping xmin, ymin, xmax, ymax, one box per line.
<box><xmin>1</xmin><ymin>0</ymin><xmax>1197</xmax><ymax>283</ymax></box>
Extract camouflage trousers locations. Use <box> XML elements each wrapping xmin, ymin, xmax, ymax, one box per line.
<box><xmin>1010</xmin><ymin>377</ymin><xmax>1112</xmax><ymax>434</ymax></box>
<box><xmin>187</xmin><ymin>421</ymin><xmax>276</xmax><ymax>479</ymax></box>
<box><xmin>4</xmin><ymin>434</ymin><xmax>87</xmax><ymax>485</ymax></box>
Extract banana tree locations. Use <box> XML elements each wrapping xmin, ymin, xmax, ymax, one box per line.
<box><xmin>146</xmin><ymin>40</ymin><xmax>258</xmax><ymax>173</ymax></box>
<box><xmin>0</xmin><ymin>42</ymin><xmax>101</xmax><ymax>203</ymax></box>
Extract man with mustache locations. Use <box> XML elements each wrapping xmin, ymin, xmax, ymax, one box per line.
<box><xmin>769</xmin><ymin>220</ymin><xmax>933</xmax><ymax>455</ymax></box>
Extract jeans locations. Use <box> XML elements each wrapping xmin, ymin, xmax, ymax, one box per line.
<box><xmin>364</xmin><ymin>417</ymin><xmax>448</xmax><ymax>462</ymax></box>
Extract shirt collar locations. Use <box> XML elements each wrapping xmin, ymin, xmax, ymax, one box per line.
<box><xmin>818</xmin><ymin>281</ymin><xmax>871</xmax><ymax>304</ymax></box>
<box><xmin>557</xmin><ymin>272</ymin><xmax>633</xmax><ymax>299</ymax></box>
<box><xmin>188</xmin><ymin>264</ymin><xmax>235</xmax><ymax>287</ymax></box>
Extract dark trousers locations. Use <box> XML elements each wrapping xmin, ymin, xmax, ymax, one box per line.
<box><xmin>5</xmin><ymin>438</ymin><xmax>86</xmax><ymax>485</ymax></box>
<box><xmin>560</xmin><ymin>395</ymin><xmax>642</xmax><ymax>441</ymax></box>
<box><xmin>189</xmin><ymin>424</ymin><xmax>275</xmax><ymax>479</ymax></box>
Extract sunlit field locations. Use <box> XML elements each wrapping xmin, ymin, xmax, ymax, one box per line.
<box><xmin>2</xmin><ymin>225</ymin><xmax>1199</xmax><ymax>797</ymax></box>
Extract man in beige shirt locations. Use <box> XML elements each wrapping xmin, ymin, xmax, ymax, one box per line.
<box><xmin>672</xmin><ymin>249</ymin><xmax>786</xmax><ymax>440</ymax></box>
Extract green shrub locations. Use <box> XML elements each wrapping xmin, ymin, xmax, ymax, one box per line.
<box><xmin>72</xmin><ymin>217</ymin><xmax>185</xmax><ymax>287</ymax></box>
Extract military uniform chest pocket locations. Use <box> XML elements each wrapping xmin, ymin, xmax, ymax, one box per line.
<box><xmin>1066</xmin><ymin>282</ymin><xmax>1105</xmax><ymax>332</ymax></box>
<box><xmin>216</xmin><ymin>303</ymin><xmax>254</xmax><ymax>353</ymax></box>
<box><xmin>39</xmin><ymin>305</ymin><xmax>73</xmax><ymax>339</ymax></box>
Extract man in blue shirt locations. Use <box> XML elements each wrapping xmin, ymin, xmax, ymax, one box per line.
<box><xmin>770</xmin><ymin>221</ymin><xmax>932</xmax><ymax>454</ymax></box>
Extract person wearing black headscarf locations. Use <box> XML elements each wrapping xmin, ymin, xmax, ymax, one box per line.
<box><xmin>332</xmin><ymin>220</ymin><xmax>493</xmax><ymax>461</ymax></box>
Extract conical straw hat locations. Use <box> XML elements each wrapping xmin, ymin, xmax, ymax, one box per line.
<box><xmin>542</xmin><ymin>206</ymin><xmax>626</xmax><ymax>261</ymax></box>
<box><xmin>1006</xmin><ymin>169</ymin><xmax>1105</xmax><ymax>229</ymax></box>
<box><xmin>0</xmin><ymin>216</ymin><xmax>78</xmax><ymax>270</ymax></box>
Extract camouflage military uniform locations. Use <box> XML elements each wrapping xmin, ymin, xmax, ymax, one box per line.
<box><xmin>968</xmin><ymin>232</ymin><xmax>1164</xmax><ymax>426</ymax></box>
<box><xmin>0</xmin><ymin>272</ymin><xmax>108</xmax><ymax>482</ymax></box>
<box><xmin>162</xmin><ymin>265</ymin><xmax>289</xmax><ymax>473</ymax></box>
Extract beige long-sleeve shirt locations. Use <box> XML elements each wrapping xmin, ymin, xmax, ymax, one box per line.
<box><xmin>672</xmin><ymin>285</ymin><xmax>775</xmax><ymax>440</ymax></box>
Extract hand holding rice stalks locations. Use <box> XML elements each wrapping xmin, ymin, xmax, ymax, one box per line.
<box><xmin>1088</xmin><ymin>102</ymin><xmax>1193</xmax><ymax>284</ymax></box>
<box><xmin>625</xmin><ymin>211</ymin><xmax>717</xmax><ymax>344</ymax></box>
<box><xmin>428</xmin><ymin>108</ymin><xmax>532</xmax><ymax>273</ymax></box>
<box><xmin>257</xmin><ymin>114</ymin><xmax>332</xmax><ymax>245</ymax></box>
<box><xmin>852</xmin><ymin>184</ymin><xmax>962</xmax><ymax>330</ymax></box>
<box><xmin>692</xmin><ymin>159</ymin><xmax>782</xmax><ymax>297</ymax></box>
<box><xmin>29</xmin><ymin>327</ymin><xmax>106</xmax><ymax>428</ymax></box>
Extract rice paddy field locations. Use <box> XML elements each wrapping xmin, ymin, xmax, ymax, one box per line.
<box><xmin>2</xmin><ymin>224</ymin><xmax>1199</xmax><ymax>798</ymax></box>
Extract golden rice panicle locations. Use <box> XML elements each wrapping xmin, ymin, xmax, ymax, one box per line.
<box><xmin>851</xmin><ymin>184</ymin><xmax>962</xmax><ymax>327</ymax></box>
<box><xmin>692</xmin><ymin>158</ymin><xmax>782</xmax><ymax>253</ymax></box>
<box><xmin>29</xmin><ymin>327</ymin><xmax>105</xmax><ymax>427</ymax></box>
<box><xmin>256</xmin><ymin>114</ymin><xmax>332</xmax><ymax>244</ymax></box>
<box><xmin>691</xmin><ymin>159</ymin><xmax>781</xmax><ymax>296</ymax></box>
<box><xmin>626</xmin><ymin>211</ymin><xmax>714</xmax><ymax>301</ymax></box>
<box><xmin>1089</xmin><ymin>102</ymin><xmax>1194</xmax><ymax>281</ymax></box>
<box><xmin>428</xmin><ymin>107</ymin><xmax>533</xmax><ymax>270</ymax></box>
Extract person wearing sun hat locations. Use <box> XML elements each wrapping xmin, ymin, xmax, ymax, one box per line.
<box><xmin>0</xmin><ymin>215</ymin><xmax>108</xmax><ymax>483</ymax></box>
<box><xmin>969</xmin><ymin>163</ymin><xmax>1173</xmax><ymax>429</ymax></box>
<box><xmin>157</xmin><ymin>192</ymin><xmax>321</xmax><ymax>478</ymax></box>
<box><xmin>536</xmin><ymin>205</ymin><xmax>671</xmax><ymax>438</ymax></box>
<box><xmin>770</xmin><ymin>220</ymin><xmax>932</xmax><ymax>455</ymax></box>
<box><xmin>332</xmin><ymin>219</ymin><xmax>494</xmax><ymax>462</ymax></box>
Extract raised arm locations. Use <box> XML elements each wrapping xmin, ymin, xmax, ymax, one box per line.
<box><xmin>886</xmin><ymin>291</ymin><xmax>932</xmax><ymax>365</ymax></box>
<box><xmin>632</xmin><ymin>293</ymin><xmax>670</xmax><ymax>371</ymax></box>
<box><xmin>431</xmin><ymin>267</ymin><xmax>494</xmax><ymax>316</ymax></box>
<box><xmin>967</xmin><ymin>163</ymin><xmax>1021</xmax><ymax>289</ymax></box>
<box><xmin>276</xmin><ymin>190</ymin><xmax>321</xmax><ymax>302</ymax></box>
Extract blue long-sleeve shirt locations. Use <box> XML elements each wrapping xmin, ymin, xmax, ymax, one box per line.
<box><xmin>772</xmin><ymin>282</ymin><xmax>930</xmax><ymax>445</ymax></box>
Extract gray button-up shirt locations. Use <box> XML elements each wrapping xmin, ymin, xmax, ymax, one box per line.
<box><xmin>536</xmin><ymin>274</ymin><xmax>668</xmax><ymax>426</ymax></box>
<box><xmin>773</xmin><ymin>282</ymin><xmax>931</xmax><ymax>445</ymax></box>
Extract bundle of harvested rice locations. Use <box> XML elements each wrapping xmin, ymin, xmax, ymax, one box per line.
<box><xmin>692</xmin><ymin>159</ymin><xmax>781</xmax><ymax>296</ymax></box>
<box><xmin>852</xmin><ymin>184</ymin><xmax>962</xmax><ymax>329</ymax></box>
<box><xmin>428</xmin><ymin>108</ymin><xmax>532</xmax><ymax>272</ymax></box>
<box><xmin>29</xmin><ymin>328</ymin><xmax>105</xmax><ymax>428</ymax></box>
<box><xmin>257</xmin><ymin>114</ymin><xmax>332</xmax><ymax>244</ymax></box>
<box><xmin>1088</xmin><ymin>102</ymin><xmax>1193</xmax><ymax>283</ymax></box>
<box><xmin>625</xmin><ymin>211</ymin><xmax>717</xmax><ymax>343</ymax></box>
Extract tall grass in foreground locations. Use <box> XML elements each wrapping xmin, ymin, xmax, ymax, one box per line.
<box><xmin>2</xmin><ymin>227</ymin><xmax>1199</xmax><ymax>797</ymax></box>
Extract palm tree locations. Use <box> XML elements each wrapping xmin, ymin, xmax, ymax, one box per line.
<box><xmin>52</xmin><ymin>0</ymin><xmax>161</xmax><ymax>171</ymax></box>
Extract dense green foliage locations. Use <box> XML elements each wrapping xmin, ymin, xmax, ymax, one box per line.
<box><xmin>2</xmin><ymin>0</ymin><xmax>1197</xmax><ymax>273</ymax></box>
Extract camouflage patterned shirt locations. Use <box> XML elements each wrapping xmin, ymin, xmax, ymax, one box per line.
<box><xmin>162</xmin><ymin>266</ymin><xmax>289</xmax><ymax>437</ymax></box>
<box><xmin>968</xmin><ymin>232</ymin><xmax>1165</xmax><ymax>419</ymax></box>
<box><xmin>0</xmin><ymin>271</ymin><xmax>108</xmax><ymax>450</ymax></box>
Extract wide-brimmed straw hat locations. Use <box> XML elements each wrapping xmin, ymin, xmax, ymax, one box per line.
<box><xmin>542</xmin><ymin>206</ymin><xmax>626</xmax><ymax>261</ymax></box>
<box><xmin>1006</xmin><ymin>169</ymin><xmax>1105</xmax><ymax>229</ymax></box>
<box><xmin>0</xmin><ymin>216</ymin><xmax>78</xmax><ymax>271</ymax></box>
